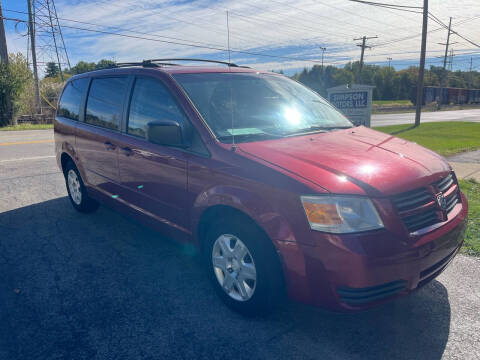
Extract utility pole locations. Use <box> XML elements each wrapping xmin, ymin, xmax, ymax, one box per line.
<box><xmin>448</xmin><ymin>49</ymin><xmax>454</xmax><ymax>71</ymax></box>
<box><xmin>0</xmin><ymin>1</ymin><xmax>8</xmax><ymax>65</ymax></box>
<box><xmin>320</xmin><ymin>47</ymin><xmax>326</xmax><ymax>70</ymax></box>
<box><xmin>0</xmin><ymin>0</ymin><xmax>11</xmax><ymax>126</ymax></box>
<box><xmin>438</xmin><ymin>17</ymin><xmax>452</xmax><ymax>110</ymax></box>
<box><xmin>354</xmin><ymin>35</ymin><xmax>377</xmax><ymax>83</ymax></box>
<box><xmin>469</xmin><ymin>57</ymin><xmax>473</xmax><ymax>88</ymax></box>
<box><xmin>27</xmin><ymin>0</ymin><xmax>41</xmax><ymax>114</ymax></box>
<box><xmin>414</xmin><ymin>0</ymin><xmax>428</xmax><ymax>127</ymax></box>
<box><xmin>387</xmin><ymin>57</ymin><xmax>392</xmax><ymax>70</ymax></box>
<box><xmin>442</xmin><ymin>17</ymin><xmax>452</xmax><ymax>69</ymax></box>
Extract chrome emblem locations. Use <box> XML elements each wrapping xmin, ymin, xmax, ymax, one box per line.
<box><xmin>436</xmin><ymin>193</ymin><xmax>447</xmax><ymax>211</ymax></box>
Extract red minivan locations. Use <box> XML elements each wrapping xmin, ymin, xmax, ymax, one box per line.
<box><xmin>54</xmin><ymin>59</ymin><xmax>468</xmax><ymax>315</ymax></box>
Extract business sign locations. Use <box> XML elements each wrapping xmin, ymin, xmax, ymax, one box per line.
<box><xmin>327</xmin><ymin>85</ymin><xmax>375</xmax><ymax>127</ymax></box>
<box><xmin>329</xmin><ymin>92</ymin><xmax>368</xmax><ymax>109</ymax></box>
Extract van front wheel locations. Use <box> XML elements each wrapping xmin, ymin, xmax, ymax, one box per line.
<box><xmin>204</xmin><ymin>217</ymin><xmax>284</xmax><ymax>316</ymax></box>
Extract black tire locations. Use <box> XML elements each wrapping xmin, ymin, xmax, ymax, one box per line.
<box><xmin>64</xmin><ymin>160</ymin><xmax>99</xmax><ymax>213</ymax></box>
<box><xmin>203</xmin><ymin>216</ymin><xmax>284</xmax><ymax>316</ymax></box>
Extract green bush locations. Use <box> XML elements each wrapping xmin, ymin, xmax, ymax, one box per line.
<box><xmin>0</xmin><ymin>53</ymin><xmax>33</xmax><ymax>126</ymax></box>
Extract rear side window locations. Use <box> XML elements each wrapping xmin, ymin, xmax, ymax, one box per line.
<box><xmin>127</xmin><ymin>77</ymin><xmax>186</xmax><ymax>138</ymax></box>
<box><xmin>57</xmin><ymin>78</ymin><xmax>89</xmax><ymax>120</ymax></box>
<box><xmin>85</xmin><ymin>77</ymin><xmax>128</xmax><ymax>130</ymax></box>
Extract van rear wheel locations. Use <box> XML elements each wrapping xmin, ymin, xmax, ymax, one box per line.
<box><xmin>203</xmin><ymin>217</ymin><xmax>284</xmax><ymax>316</ymax></box>
<box><xmin>65</xmin><ymin>160</ymin><xmax>99</xmax><ymax>213</ymax></box>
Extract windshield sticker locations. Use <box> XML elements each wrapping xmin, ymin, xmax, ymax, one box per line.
<box><xmin>227</xmin><ymin>128</ymin><xmax>264</xmax><ymax>135</ymax></box>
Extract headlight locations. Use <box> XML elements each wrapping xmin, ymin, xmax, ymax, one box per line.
<box><xmin>301</xmin><ymin>195</ymin><xmax>384</xmax><ymax>233</ymax></box>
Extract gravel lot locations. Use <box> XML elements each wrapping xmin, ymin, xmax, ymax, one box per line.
<box><xmin>1</xmin><ymin>130</ymin><xmax>479</xmax><ymax>359</ymax></box>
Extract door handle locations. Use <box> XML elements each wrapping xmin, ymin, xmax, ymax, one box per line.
<box><xmin>104</xmin><ymin>141</ymin><xmax>116</xmax><ymax>150</ymax></box>
<box><xmin>120</xmin><ymin>146</ymin><xmax>133</xmax><ymax>156</ymax></box>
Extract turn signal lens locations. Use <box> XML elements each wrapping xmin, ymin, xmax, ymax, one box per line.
<box><xmin>301</xmin><ymin>195</ymin><xmax>384</xmax><ymax>233</ymax></box>
<box><xmin>302</xmin><ymin>203</ymin><xmax>342</xmax><ymax>225</ymax></box>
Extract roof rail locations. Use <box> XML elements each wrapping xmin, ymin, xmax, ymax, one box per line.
<box><xmin>105</xmin><ymin>59</ymin><xmax>248</xmax><ymax>70</ymax></box>
<box><xmin>109</xmin><ymin>60</ymin><xmax>179</xmax><ymax>69</ymax></box>
<box><xmin>148</xmin><ymin>58</ymin><xmax>240</xmax><ymax>67</ymax></box>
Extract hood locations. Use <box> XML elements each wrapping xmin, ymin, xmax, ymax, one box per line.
<box><xmin>237</xmin><ymin>126</ymin><xmax>451</xmax><ymax>196</ymax></box>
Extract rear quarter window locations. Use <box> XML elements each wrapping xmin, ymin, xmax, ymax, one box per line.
<box><xmin>85</xmin><ymin>77</ymin><xmax>128</xmax><ymax>130</ymax></box>
<box><xmin>57</xmin><ymin>78</ymin><xmax>89</xmax><ymax>120</ymax></box>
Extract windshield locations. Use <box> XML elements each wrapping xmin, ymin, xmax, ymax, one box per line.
<box><xmin>173</xmin><ymin>72</ymin><xmax>352</xmax><ymax>143</ymax></box>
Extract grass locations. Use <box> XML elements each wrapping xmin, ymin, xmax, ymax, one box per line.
<box><xmin>0</xmin><ymin>123</ymin><xmax>53</xmax><ymax>131</ymax></box>
<box><xmin>373</xmin><ymin>99</ymin><xmax>413</xmax><ymax>106</ymax></box>
<box><xmin>459</xmin><ymin>179</ymin><xmax>480</xmax><ymax>256</ymax></box>
<box><xmin>372</xmin><ymin>102</ymin><xmax>480</xmax><ymax>114</ymax></box>
<box><xmin>373</xmin><ymin>121</ymin><xmax>480</xmax><ymax>156</ymax></box>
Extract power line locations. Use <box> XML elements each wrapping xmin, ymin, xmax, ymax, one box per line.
<box><xmin>249</xmin><ymin>0</ymin><xmax>409</xmax><ymax>39</ymax></box>
<box><xmin>347</xmin><ymin>0</ymin><xmax>422</xmax><ymax>9</ymax></box>
<box><xmin>92</xmin><ymin>0</ymin><xmax>272</xmax><ymax>50</ymax></box>
<box><xmin>346</xmin><ymin>0</ymin><xmax>423</xmax><ymax>14</ymax></box>
<box><xmin>374</xmin><ymin>16</ymin><xmax>453</xmax><ymax>49</ymax></box>
<box><xmin>322</xmin><ymin>0</ymin><xmax>419</xmax><ymax>31</ymax></box>
<box><xmin>0</xmin><ymin>15</ymin><xmax>329</xmax><ymax>65</ymax></box>
<box><xmin>427</xmin><ymin>12</ymin><xmax>480</xmax><ymax>48</ymax></box>
<box><xmin>7</xmin><ymin>5</ymin><xmax>359</xmax><ymax>60</ymax></box>
<box><xmin>451</xmin><ymin>30</ymin><xmax>480</xmax><ymax>48</ymax></box>
<box><xmin>3</xmin><ymin>8</ymin><xmax>229</xmax><ymax>49</ymax></box>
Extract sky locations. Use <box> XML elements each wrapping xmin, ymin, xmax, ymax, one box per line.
<box><xmin>2</xmin><ymin>0</ymin><xmax>480</xmax><ymax>76</ymax></box>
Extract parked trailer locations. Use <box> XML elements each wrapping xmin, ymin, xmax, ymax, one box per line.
<box><xmin>468</xmin><ymin>89</ymin><xmax>480</xmax><ymax>103</ymax></box>
<box><xmin>423</xmin><ymin>86</ymin><xmax>480</xmax><ymax>105</ymax></box>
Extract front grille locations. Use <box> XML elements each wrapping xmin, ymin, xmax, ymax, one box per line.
<box><xmin>436</xmin><ymin>173</ymin><xmax>454</xmax><ymax>192</ymax></box>
<box><xmin>392</xmin><ymin>187</ymin><xmax>432</xmax><ymax>212</ymax></box>
<box><xmin>391</xmin><ymin>173</ymin><xmax>460</xmax><ymax>233</ymax></box>
<box><xmin>337</xmin><ymin>280</ymin><xmax>407</xmax><ymax>305</ymax></box>
<box><xmin>402</xmin><ymin>208</ymin><xmax>438</xmax><ymax>232</ymax></box>
<box><xmin>445</xmin><ymin>191</ymin><xmax>459</xmax><ymax>213</ymax></box>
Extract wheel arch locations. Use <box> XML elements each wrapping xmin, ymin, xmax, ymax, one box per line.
<box><xmin>197</xmin><ymin>205</ymin><xmax>257</xmax><ymax>250</ymax></box>
<box><xmin>196</xmin><ymin>204</ymin><xmax>286</xmax><ymax>290</ymax></box>
<box><xmin>60</xmin><ymin>152</ymin><xmax>74</xmax><ymax>174</ymax></box>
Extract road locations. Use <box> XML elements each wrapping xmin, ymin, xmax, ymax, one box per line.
<box><xmin>1</xmin><ymin>129</ymin><xmax>480</xmax><ymax>360</ymax></box>
<box><xmin>372</xmin><ymin>108</ymin><xmax>480</xmax><ymax>127</ymax></box>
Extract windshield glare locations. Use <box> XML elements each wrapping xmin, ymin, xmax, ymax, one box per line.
<box><xmin>173</xmin><ymin>73</ymin><xmax>352</xmax><ymax>142</ymax></box>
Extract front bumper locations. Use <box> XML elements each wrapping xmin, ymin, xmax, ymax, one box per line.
<box><xmin>276</xmin><ymin>192</ymin><xmax>468</xmax><ymax>311</ymax></box>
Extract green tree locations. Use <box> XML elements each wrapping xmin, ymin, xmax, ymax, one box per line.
<box><xmin>45</xmin><ymin>62</ymin><xmax>60</xmax><ymax>78</ymax></box>
<box><xmin>293</xmin><ymin>61</ymin><xmax>480</xmax><ymax>102</ymax></box>
<box><xmin>0</xmin><ymin>53</ymin><xmax>33</xmax><ymax>126</ymax></box>
<box><xmin>95</xmin><ymin>59</ymin><xmax>116</xmax><ymax>70</ymax></box>
<box><xmin>69</xmin><ymin>61</ymin><xmax>96</xmax><ymax>75</ymax></box>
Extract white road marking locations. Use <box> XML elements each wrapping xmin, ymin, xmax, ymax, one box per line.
<box><xmin>0</xmin><ymin>155</ymin><xmax>56</xmax><ymax>163</ymax></box>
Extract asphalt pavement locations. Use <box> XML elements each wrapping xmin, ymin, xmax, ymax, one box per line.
<box><xmin>1</xmin><ymin>129</ymin><xmax>480</xmax><ymax>360</ymax></box>
<box><xmin>371</xmin><ymin>108</ymin><xmax>480</xmax><ymax>127</ymax></box>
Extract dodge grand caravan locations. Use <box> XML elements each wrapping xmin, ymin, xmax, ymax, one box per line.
<box><xmin>54</xmin><ymin>59</ymin><xmax>468</xmax><ymax>315</ymax></box>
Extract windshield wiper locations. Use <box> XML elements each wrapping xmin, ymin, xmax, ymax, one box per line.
<box><xmin>284</xmin><ymin>125</ymin><xmax>352</xmax><ymax>136</ymax></box>
<box><xmin>217</xmin><ymin>132</ymin><xmax>284</xmax><ymax>143</ymax></box>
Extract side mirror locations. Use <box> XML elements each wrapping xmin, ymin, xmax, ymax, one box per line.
<box><xmin>146</xmin><ymin>120</ymin><xmax>190</xmax><ymax>148</ymax></box>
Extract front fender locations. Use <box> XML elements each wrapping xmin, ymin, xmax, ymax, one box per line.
<box><xmin>191</xmin><ymin>185</ymin><xmax>298</xmax><ymax>246</ymax></box>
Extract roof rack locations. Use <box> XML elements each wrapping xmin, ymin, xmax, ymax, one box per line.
<box><xmin>109</xmin><ymin>60</ymin><xmax>180</xmax><ymax>68</ymax></box>
<box><xmin>148</xmin><ymin>58</ymin><xmax>240</xmax><ymax>67</ymax></box>
<box><xmin>106</xmin><ymin>58</ymin><xmax>249</xmax><ymax>70</ymax></box>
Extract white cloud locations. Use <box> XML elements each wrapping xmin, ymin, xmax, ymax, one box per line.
<box><xmin>8</xmin><ymin>0</ymin><xmax>480</xmax><ymax>71</ymax></box>
<box><xmin>5</xmin><ymin>30</ymin><xmax>28</xmax><ymax>56</ymax></box>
